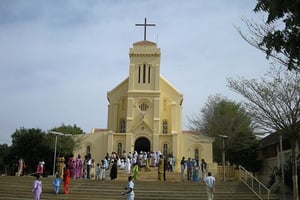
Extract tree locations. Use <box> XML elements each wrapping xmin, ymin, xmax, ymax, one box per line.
<box><xmin>236</xmin><ymin>1</ymin><xmax>300</xmax><ymax>71</ymax></box>
<box><xmin>187</xmin><ymin>95</ymin><xmax>259</xmax><ymax>170</ymax></box>
<box><xmin>2</xmin><ymin>124</ymin><xmax>84</xmax><ymax>176</ymax></box>
<box><xmin>9</xmin><ymin>128</ymin><xmax>53</xmax><ymax>175</ymax></box>
<box><xmin>0</xmin><ymin>144</ymin><xmax>10</xmax><ymax>174</ymax></box>
<box><xmin>227</xmin><ymin>66</ymin><xmax>300</xmax><ymax>199</ymax></box>
<box><xmin>52</xmin><ymin>123</ymin><xmax>84</xmax><ymax>135</ymax></box>
<box><xmin>253</xmin><ymin>0</ymin><xmax>300</xmax><ymax>71</ymax></box>
<box><xmin>49</xmin><ymin>123</ymin><xmax>83</xmax><ymax>157</ymax></box>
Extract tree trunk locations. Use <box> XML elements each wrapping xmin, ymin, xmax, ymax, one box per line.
<box><xmin>291</xmin><ymin>139</ymin><xmax>299</xmax><ymax>200</ymax></box>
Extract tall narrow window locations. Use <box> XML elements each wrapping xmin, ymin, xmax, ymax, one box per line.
<box><xmin>138</xmin><ymin>66</ymin><xmax>141</xmax><ymax>83</ymax></box>
<box><xmin>194</xmin><ymin>148</ymin><xmax>199</xmax><ymax>163</ymax></box>
<box><xmin>162</xmin><ymin>120</ymin><xmax>168</xmax><ymax>134</ymax></box>
<box><xmin>163</xmin><ymin>143</ymin><xmax>168</xmax><ymax>156</ymax></box>
<box><xmin>143</xmin><ymin>64</ymin><xmax>146</xmax><ymax>83</ymax></box>
<box><xmin>148</xmin><ymin>66</ymin><xmax>151</xmax><ymax>83</ymax></box>
<box><xmin>120</xmin><ymin>119</ymin><xmax>126</xmax><ymax>133</ymax></box>
<box><xmin>117</xmin><ymin>143</ymin><xmax>122</xmax><ymax>156</ymax></box>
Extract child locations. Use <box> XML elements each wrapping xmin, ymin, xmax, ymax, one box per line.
<box><xmin>32</xmin><ymin>174</ymin><xmax>42</xmax><ymax>200</ymax></box>
<box><xmin>121</xmin><ymin>176</ymin><xmax>135</xmax><ymax>200</ymax></box>
<box><xmin>53</xmin><ymin>173</ymin><xmax>61</xmax><ymax>194</ymax></box>
<box><xmin>95</xmin><ymin>163</ymin><xmax>101</xmax><ymax>180</ymax></box>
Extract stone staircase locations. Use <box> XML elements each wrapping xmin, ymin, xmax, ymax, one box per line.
<box><xmin>0</xmin><ymin>167</ymin><xmax>279</xmax><ymax>200</ymax></box>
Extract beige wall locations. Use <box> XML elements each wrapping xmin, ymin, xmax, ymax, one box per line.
<box><xmin>73</xmin><ymin>40</ymin><xmax>214</xmax><ymax>173</ymax></box>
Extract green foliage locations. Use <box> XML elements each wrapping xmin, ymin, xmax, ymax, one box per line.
<box><xmin>226</xmin><ymin>132</ymin><xmax>261</xmax><ymax>171</ymax></box>
<box><xmin>188</xmin><ymin>95</ymin><xmax>259</xmax><ymax>169</ymax></box>
<box><xmin>0</xmin><ymin>123</ymin><xmax>84</xmax><ymax>176</ymax></box>
<box><xmin>254</xmin><ymin>0</ymin><xmax>300</xmax><ymax>70</ymax></box>
<box><xmin>0</xmin><ymin>144</ymin><xmax>11</xmax><ymax>174</ymax></box>
<box><xmin>228</xmin><ymin>66</ymin><xmax>300</xmax><ymax>198</ymax></box>
<box><xmin>188</xmin><ymin>95</ymin><xmax>253</xmax><ymax>136</ymax></box>
<box><xmin>52</xmin><ymin>123</ymin><xmax>84</xmax><ymax>135</ymax></box>
<box><xmin>9</xmin><ymin>128</ymin><xmax>53</xmax><ymax>174</ymax></box>
<box><xmin>50</xmin><ymin>123</ymin><xmax>83</xmax><ymax>157</ymax></box>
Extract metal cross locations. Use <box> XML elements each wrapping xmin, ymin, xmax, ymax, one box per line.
<box><xmin>135</xmin><ymin>18</ymin><xmax>156</xmax><ymax>41</ymax></box>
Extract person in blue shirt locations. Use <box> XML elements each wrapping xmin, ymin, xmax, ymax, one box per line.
<box><xmin>53</xmin><ymin>173</ymin><xmax>61</xmax><ymax>194</ymax></box>
<box><xmin>186</xmin><ymin>158</ymin><xmax>193</xmax><ymax>181</ymax></box>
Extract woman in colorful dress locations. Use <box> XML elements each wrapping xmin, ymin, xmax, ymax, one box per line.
<box><xmin>32</xmin><ymin>174</ymin><xmax>42</xmax><ymax>200</ymax></box>
<box><xmin>75</xmin><ymin>154</ymin><xmax>82</xmax><ymax>179</ymax></box>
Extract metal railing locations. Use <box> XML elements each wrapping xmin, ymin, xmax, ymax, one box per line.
<box><xmin>239</xmin><ymin>165</ymin><xmax>270</xmax><ymax>200</ymax></box>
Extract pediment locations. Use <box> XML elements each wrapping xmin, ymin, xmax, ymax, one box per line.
<box><xmin>131</xmin><ymin>120</ymin><xmax>153</xmax><ymax>133</ymax></box>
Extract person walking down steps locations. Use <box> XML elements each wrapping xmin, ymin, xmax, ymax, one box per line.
<box><xmin>32</xmin><ymin>174</ymin><xmax>42</xmax><ymax>200</ymax></box>
<box><xmin>121</xmin><ymin>176</ymin><xmax>135</xmax><ymax>200</ymax></box>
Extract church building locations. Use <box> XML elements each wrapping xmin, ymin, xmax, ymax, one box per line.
<box><xmin>73</xmin><ymin>19</ymin><xmax>214</xmax><ymax>172</ymax></box>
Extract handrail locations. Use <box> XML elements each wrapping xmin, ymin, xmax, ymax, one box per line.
<box><xmin>239</xmin><ymin>165</ymin><xmax>270</xmax><ymax>200</ymax></box>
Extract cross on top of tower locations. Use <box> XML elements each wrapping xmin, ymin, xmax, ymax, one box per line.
<box><xmin>135</xmin><ymin>18</ymin><xmax>156</xmax><ymax>41</ymax></box>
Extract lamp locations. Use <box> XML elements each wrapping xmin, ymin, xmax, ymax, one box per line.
<box><xmin>218</xmin><ymin>134</ymin><xmax>229</xmax><ymax>182</ymax></box>
<box><xmin>49</xmin><ymin>131</ymin><xmax>72</xmax><ymax>176</ymax></box>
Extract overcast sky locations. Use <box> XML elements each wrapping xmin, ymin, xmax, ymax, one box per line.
<box><xmin>0</xmin><ymin>0</ymin><xmax>270</xmax><ymax>145</ymax></box>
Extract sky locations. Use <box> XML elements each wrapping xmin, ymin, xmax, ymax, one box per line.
<box><xmin>0</xmin><ymin>0</ymin><xmax>270</xmax><ymax>145</ymax></box>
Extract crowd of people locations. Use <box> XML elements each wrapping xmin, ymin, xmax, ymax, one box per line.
<box><xmin>29</xmin><ymin>151</ymin><xmax>215</xmax><ymax>200</ymax></box>
<box><xmin>180</xmin><ymin>157</ymin><xmax>208</xmax><ymax>182</ymax></box>
<box><xmin>52</xmin><ymin>150</ymin><xmax>176</xmax><ymax>181</ymax></box>
<box><xmin>180</xmin><ymin>157</ymin><xmax>216</xmax><ymax>200</ymax></box>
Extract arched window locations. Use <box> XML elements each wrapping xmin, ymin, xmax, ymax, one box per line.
<box><xmin>162</xmin><ymin>120</ymin><xmax>168</xmax><ymax>134</ymax></box>
<box><xmin>120</xmin><ymin>119</ymin><xmax>126</xmax><ymax>133</ymax></box>
<box><xmin>117</xmin><ymin>143</ymin><xmax>122</xmax><ymax>156</ymax></box>
<box><xmin>194</xmin><ymin>148</ymin><xmax>199</xmax><ymax>163</ymax></box>
<box><xmin>163</xmin><ymin>143</ymin><xmax>168</xmax><ymax>156</ymax></box>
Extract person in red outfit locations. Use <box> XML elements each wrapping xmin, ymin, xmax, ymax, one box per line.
<box><xmin>67</xmin><ymin>154</ymin><xmax>75</xmax><ymax>178</ymax></box>
<box><xmin>63</xmin><ymin>167</ymin><xmax>71</xmax><ymax>194</ymax></box>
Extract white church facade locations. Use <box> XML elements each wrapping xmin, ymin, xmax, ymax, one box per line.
<box><xmin>73</xmin><ymin>20</ymin><xmax>215</xmax><ymax>172</ymax></box>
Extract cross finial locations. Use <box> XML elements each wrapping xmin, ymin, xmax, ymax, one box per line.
<box><xmin>135</xmin><ymin>18</ymin><xmax>156</xmax><ymax>41</ymax></box>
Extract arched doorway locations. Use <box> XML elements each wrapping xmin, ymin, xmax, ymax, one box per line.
<box><xmin>134</xmin><ymin>137</ymin><xmax>150</xmax><ymax>153</ymax></box>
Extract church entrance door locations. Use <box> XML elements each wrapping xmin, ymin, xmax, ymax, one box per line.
<box><xmin>134</xmin><ymin>137</ymin><xmax>150</xmax><ymax>153</ymax></box>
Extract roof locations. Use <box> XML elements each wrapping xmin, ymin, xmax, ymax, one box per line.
<box><xmin>133</xmin><ymin>40</ymin><xmax>156</xmax><ymax>46</ymax></box>
<box><xmin>259</xmin><ymin>132</ymin><xmax>289</xmax><ymax>148</ymax></box>
<box><xmin>91</xmin><ymin>128</ymin><xmax>108</xmax><ymax>133</ymax></box>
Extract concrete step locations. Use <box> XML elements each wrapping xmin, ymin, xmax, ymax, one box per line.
<box><xmin>0</xmin><ymin>168</ymin><xmax>279</xmax><ymax>200</ymax></box>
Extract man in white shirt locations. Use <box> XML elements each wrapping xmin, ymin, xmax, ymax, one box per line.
<box><xmin>121</xmin><ymin>176</ymin><xmax>135</xmax><ymax>200</ymax></box>
<box><xmin>203</xmin><ymin>172</ymin><xmax>215</xmax><ymax>200</ymax></box>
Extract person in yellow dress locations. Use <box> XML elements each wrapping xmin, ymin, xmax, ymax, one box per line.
<box><xmin>158</xmin><ymin>155</ymin><xmax>164</xmax><ymax>181</ymax></box>
<box><xmin>56</xmin><ymin>154</ymin><xmax>65</xmax><ymax>178</ymax></box>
